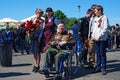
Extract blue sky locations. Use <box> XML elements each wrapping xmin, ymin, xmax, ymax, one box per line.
<box><xmin>0</xmin><ymin>0</ymin><xmax>120</xmax><ymax>25</ymax></box>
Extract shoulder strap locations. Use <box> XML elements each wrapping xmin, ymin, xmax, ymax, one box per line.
<box><xmin>52</xmin><ymin>17</ymin><xmax>55</xmax><ymax>21</ymax></box>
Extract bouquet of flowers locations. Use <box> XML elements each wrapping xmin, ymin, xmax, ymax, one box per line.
<box><xmin>24</xmin><ymin>19</ymin><xmax>44</xmax><ymax>31</ymax></box>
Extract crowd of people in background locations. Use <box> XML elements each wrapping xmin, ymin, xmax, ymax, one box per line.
<box><xmin>0</xmin><ymin>4</ymin><xmax>120</xmax><ymax>79</ymax></box>
<box><xmin>107</xmin><ymin>24</ymin><xmax>120</xmax><ymax>51</ymax></box>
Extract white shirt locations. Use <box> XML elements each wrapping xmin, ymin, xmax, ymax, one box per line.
<box><xmin>91</xmin><ymin>15</ymin><xmax>109</xmax><ymax>41</ymax></box>
<box><xmin>31</xmin><ymin>16</ymin><xmax>45</xmax><ymax>28</ymax></box>
<box><xmin>89</xmin><ymin>16</ymin><xmax>96</xmax><ymax>33</ymax></box>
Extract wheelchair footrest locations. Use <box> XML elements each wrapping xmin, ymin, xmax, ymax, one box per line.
<box><xmin>49</xmin><ymin>71</ymin><xmax>59</xmax><ymax>74</ymax></box>
<box><xmin>39</xmin><ymin>69</ymin><xmax>59</xmax><ymax>74</ymax></box>
<box><xmin>39</xmin><ymin>69</ymin><xmax>49</xmax><ymax>74</ymax></box>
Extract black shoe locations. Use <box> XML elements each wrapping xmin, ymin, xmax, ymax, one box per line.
<box><xmin>95</xmin><ymin>67</ymin><xmax>101</xmax><ymax>73</ymax></box>
<box><xmin>15</xmin><ymin>50</ymin><xmax>19</xmax><ymax>53</ymax></box>
<box><xmin>101</xmin><ymin>68</ymin><xmax>107</xmax><ymax>75</ymax></box>
<box><xmin>32</xmin><ymin>66</ymin><xmax>36</xmax><ymax>72</ymax></box>
<box><xmin>40</xmin><ymin>68</ymin><xmax>49</xmax><ymax>78</ymax></box>
<box><xmin>27</xmin><ymin>52</ymin><xmax>30</xmax><ymax>54</ymax></box>
<box><xmin>53</xmin><ymin>74</ymin><xmax>62</xmax><ymax>80</ymax></box>
<box><xmin>32</xmin><ymin>66</ymin><xmax>39</xmax><ymax>73</ymax></box>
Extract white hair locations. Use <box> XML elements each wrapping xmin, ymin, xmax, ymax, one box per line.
<box><xmin>57</xmin><ymin>23</ymin><xmax>65</xmax><ymax>27</ymax></box>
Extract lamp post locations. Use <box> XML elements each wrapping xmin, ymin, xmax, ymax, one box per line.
<box><xmin>78</xmin><ymin>5</ymin><xmax>80</xmax><ymax>18</ymax></box>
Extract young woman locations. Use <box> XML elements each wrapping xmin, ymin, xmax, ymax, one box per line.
<box><xmin>28</xmin><ymin>8</ymin><xmax>44</xmax><ymax>73</ymax></box>
<box><xmin>41</xmin><ymin>7</ymin><xmax>58</xmax><ymax>53</ymax></box>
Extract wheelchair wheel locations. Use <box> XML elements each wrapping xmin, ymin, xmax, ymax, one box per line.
<box><xmin>73</xmin><ymin>52</ymin><xmax>79</xmax><ymax>74</ymax></box>
<box><xmin>67</xmin><ymin>51</ymin><xmax>79</xmax><ymax>78</ymax></box>
<box><xmin>62</xmin><ymin>71</ymin><xmax>69</xmax><ymax>80</ymax></box>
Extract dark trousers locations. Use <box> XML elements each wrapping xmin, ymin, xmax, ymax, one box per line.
<box><xmin>107</xmin><ymin>38</ymin><xmax>111</xmax><ymax>50</ymax></box>
<box><xmin>19</xmin><ymin>39</ymin><xmax>29</xmax><ymax>54</ymax></box>
<box><xmin>94</xmin><ymin>41</ymin><xmax>107</xmax><ymax>69</ymax></box>
<box><xmin>81</xmin><ymin>49</ymin><xmax>88</xmax><ymax>63</ymax></box>
<box><xmin>44</xmin><ymin>47</ymin><xmax>69</xmax><ymax>73</ymax></box>
<box><xmin>13</xmin><ymin>41</ymin><xmax>18</xmax><ymax>52</ymax></box>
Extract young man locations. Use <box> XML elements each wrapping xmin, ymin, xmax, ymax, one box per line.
<box><xmin>91</xmin><ymin>5</ymin><xmax>109</xmax><ymax>75</ymax></box>
<box><xmin>79</xmin><ymin>9</ymin><xmax>92</xmax><ymax>67</ymax></box>
<box><xmin>88</xmin><ymin>4</ymin><xmax>97</xmax><ymax>68</ymax></box>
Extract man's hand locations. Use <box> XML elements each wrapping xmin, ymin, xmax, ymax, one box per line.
<box><xmin>91</xmin><ymin>37</ymin><xmax>99</xmax><ymax>41</ymax></box>
<box><xmin>59</xmin><ymin>41</ymin><xmax>66</xmax><ymax>46</ymax></box>
<box><xmin>50</xmin><ymin>41</ymin><xmax>56</xmax><ymax>46</ymax></box>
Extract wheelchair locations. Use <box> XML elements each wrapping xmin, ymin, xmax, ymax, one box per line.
<box><xmin>40</xmin><ymin>42</ymin><xmax>83</xmax><ymax>80</ymax></box>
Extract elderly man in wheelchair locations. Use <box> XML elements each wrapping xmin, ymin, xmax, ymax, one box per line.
<box><xmin>40</xmin><ymin>23</ymin><xmax>75</xmax><ymax>79</ymax></box>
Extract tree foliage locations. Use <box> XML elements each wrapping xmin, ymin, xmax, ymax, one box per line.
<box><xmin>54</xmin><ymin>10</ymin><xmax>78</xmax><ymax>30</ymax></box>
<box><xmin>54</xmin><ymin>10</ymin><xmax>67</xmax><ymax>20</ymax></box>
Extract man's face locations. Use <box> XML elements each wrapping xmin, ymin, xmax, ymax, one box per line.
<box><xmin>57</xmin><ymin>25</ymin><xmax>65</xmax><ymax>33</ymax></box>
<box><xmin>94</xmin><ymin>8</ymin><xmax>101</xmax><ymax>16</ymax></box>
<box><xmin>91</xmin><ymin>7</ymin><xmax>96</xmax><ymax>15</ymax></box>
<box><xmin>87</xmin><ymin>12</ymin><xmax>92</xmax><ymax>18</ymax></box>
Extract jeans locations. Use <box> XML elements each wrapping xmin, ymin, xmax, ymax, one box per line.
<box><xmin>94</xmin><ymin>41</ymin><xmax>107</xmax><ymax>69</ymax></box>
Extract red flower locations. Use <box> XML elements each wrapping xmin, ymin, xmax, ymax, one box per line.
<box><xmin>34</xmin><ymin>19</ymin><xmax>41</xmax><ymax>28</ymax></box>
<box><xmin>25</xmin><ymin>19</ymin><xmax>44</xmax><ymax>32</ymax></box>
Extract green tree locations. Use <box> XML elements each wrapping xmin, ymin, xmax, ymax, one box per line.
<box><xmin>54</xmin><ymin>10</ymin><xmax>79</xmax><ymax>29</ymax></box>
<box><xmin>54</xmin><ymin>10</ymin><xmax>67</xmax><ymax>20</ymax></box>
<box><xmin>65</xmin><ymin>18</ymin><xmax>78</xmax><ymax>29</ymax></box>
